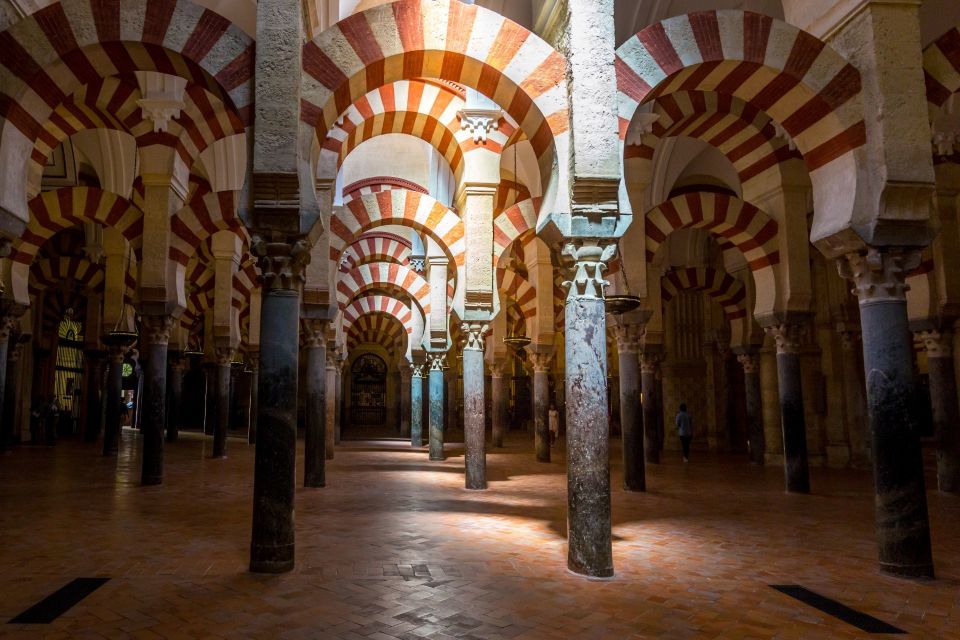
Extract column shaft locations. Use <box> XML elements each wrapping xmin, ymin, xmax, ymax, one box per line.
<box><xmin>0</xmin><ymin>340</ymin><xmax>20</xmax><ymax>451</ymax></box>
<box><xmin>212</xmin><ymin>350</ymin><xmax>234</xmax><ymax>459</ymax></box>
<box><xmin>738</xmin><ymin>354</ymin><xmax>764</xmax><ymax>465</ymax></box>
<box><xmin>410</xmin><ymin>364</ymin><xmax>425</xmax><ymax>447</ymax></box>
<box><xmin>640</xmin><ymin>355</ymin><xmax>660</xmax><ymax>464</ymax></box>
<box><xmin>929</xmin><ymin>351</ymin><xmax>960</xmax><ymax>494</ymax></box>
<box><xmin>399</xmin><ymin>368</ymin><xmax>412</xmax><ymax>438</ymax></box>
<box><xmin>140</xmin><ymin>316</ymin><xmax>174</xmax><ymax>485</ymax></box>
<box><xmin>767</xmin><ymin>324</ymin><xmax>810</xmax><ymax>493</ymax></box>
<box><xmin>248</xmin><ymin>357</ymin><xmax>260</xmax><ymax>445</ymax></box>
<box><xmin>303</xmin><ymin>325</ymin><xmax>326</xmax><ymax>487</ymax></box>
<box><xmin>0</xmin><ymin>317</ymin><xmax>13</xmax><ymax>452</ymax></box>
<box><xmin>325</xmin><ymin>353</ymin><xmax>337</xmax><ymax>459</ymax></box>
<box><xmin>428</xmin><ymin>355</ymin><xmax>445</xmax><ymax>461</ymax></box>
<box><xmin>102</xmin><ymin>348</ymin><xmax>126</xmax><ymax>456</ymax></box>
<box><xmin>619</xmin><ymin>348</ymin><xmax>643</xmax><ymax>491</ymax></box>
<box><xmin>532</xmin><ymin>362</ymin><xmax>551</xmax><ymax>463</ymax></box>
<box><xmin>491</xmin><ymin>367</ymin><xmax>507</xmax><ymax>448</ymax></box>
<box><xmin>166</xmin><ymin>358</ymin><xmax>184</xmax><ymax>443</ymax></box>
<box><xmin>462</xmin><ymin>330</ymin><xmax>487</xmax><ymax>489</ymax></box>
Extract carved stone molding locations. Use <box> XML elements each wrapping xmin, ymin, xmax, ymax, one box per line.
<box><xmin>837</xmin><ymin>247</ymin><xmax>922</xmax><ymax>304</ymax></box>
<box><xmin>140</xmin><ymin>315</ymin><xmax>176</xmax><ymax>346</ymax></box>
<box><xmin>461</xmin><ymin>322</ymin><xmax>488</xmax><ymax>352</ymax></box>
<box><xmin>737</xmin><ymin>353</ymin><xmax>760</xmax><ymax>374</ymax></box>
<box><xmin>612</xmin><ymin>323</ymin><xmax>643</xmax><ymax>353</ymax></box>
<box><xmin>409</xmin><ymin>257</ymin><xmax>425</xmax><ymax>273</ymax></box>
<box><xmin>918</xmin><ymin>330</ymin><xmax>953</xmax><ymax>358</ymax></box>
<box><xmin>251</xmin><ymin>235</ymin><xmax>311</xmax><ymax>291</ymax></box>
<box><xmin>639</xmin><ymin>352</ymin><xmax>661</xmax><ymax>374</ymax></box>
<box><xmin>561</xmin><ymin>241</ymin><xmax>617</xmax><ymax>301</ymax></box>
<box><xmin>764</xmin><ymin>323</ymin><xmax>803</xmax><ymax>355</ymax></box>
<box><xmin>457</xmin><ymin>108</ymin><xmax>502</xmax><ymax>143</ymax></box>
<box><xmin>302</xmin><ymin>318</ymin><xmax>328</xmax><ymax>349</ymax></box>
<box><xmin>527</xmin><ymin>351</ymin><xmax>553</xmax><ymax>373</ymax></box>
<box><xmin>252</xmin><ymin>172</ymin><xmax>300</xmax><ymax>216</ymax></box>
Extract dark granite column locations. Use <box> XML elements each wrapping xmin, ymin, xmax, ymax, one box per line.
<box><xmin>202</xmin><ymin>363</ymin><xmax>216</xmax><ymax>435</ymax></box>
<box><xmin>490</xmin><ymin>361</ymin><xmax>508</xmax><ymax>448</ymax></box>
<box><xmin>399</xmin><ymin>364</ymin><xmax>412</xmax><ymax>438</ymax></box>
<box><xmin>139</xmin><ymin>315</ymin><xmax>176</xmax><ymax>485</ymax></box>
<box><xmin>839</xmin><ymin>330</ymin><xmax>869</xmax><ymax>467</ymax></box>
<box><xmin>166</xmin><ymin>355</ymin><xmax>185</xmax><ymax>443</ymax></box>
<box><xmin>529</xmin><ymin>350</ymin><xmax>553</xmax><ymax>463</ymax></box>
<box><xmin>614</xmin><ymin>324</ymin><xmax>644</xmax><ymax>491</ymax></box>
<box><xmin>639</xmin><ymin>351</ymin><xmax>661</xmax><ymax>465</ymax></box>
<box><xmin>563</xmin><ymin>242</ymin><xmax>615</xmax><ymax>578</ymax></box>
<box><xmin>335</xmin><ymin>356</ymin><xmax>344</xmax><ymax>445</ymax></box>
<box><xmin>919</xmin><ymin>330</ymin><xmax>960</xmax><ymax>494</ymax></box>
<box><xmin>211</xmin><ymin>347</ymin><xmax>236</xmax><ymax>459</ymax></box>
<box><xmin>102</xmin><ymin>342</ymin><xmax>129</xmax><ymax>456</ymax></box>
<box><xmin>249</xmin><ymin>238</ymin><xmax>309</xmax><ymax>574</ymax></box>
<box><xmin>303</xmin><ymin>319</ymin><xmax>327</xmax><ymax>487</ymax></box>
<box><xmin>462</xmin><ymin>323</ymin><xmax>488</xmax><ymax>489</ymax></box>
<box><xmin>737</xmin><ymin>352</ymin><xmax>764</xmax><ymax>465</ymax></box>
<box><xmin>427</xmin><ymin>352</ymin><xmax>446</xmax><ymax>461</ymax></box>
<box><xmin>0</xmin><ymin>313</ymin><xmax>20</xmax><ymax>451</ymax></box>
<box><xmin>765</xmin><ymin>323</ymin><xmax>810</xmax><ymax>493</ymax></box>
<box><xmin>247</xmin><ymin>351</ymin><xmax>259</xmax><ymax>445</ymax></box>
<box><xmin>410</xmin><ymin>361</ymin><xmax>426</xmax><ymax>447</ymax></box>
<box><xmin>324</xmin><ymin>347</ymin><xmax>337</xmax><ymax>459</ymax></box>
<box><xmin>839</xmin><ymin>248</ymin><xmax>933</xmax><ymax>578</ymax></box>
<box><xmin>1</xmin><ymin>337</ymin><xmax>24</xmax><ymax>451</ymax></box>
<box><xmin>84</xmin><ymin>351</ymin><xmax>105</xmax><ymax>442</ymax></box>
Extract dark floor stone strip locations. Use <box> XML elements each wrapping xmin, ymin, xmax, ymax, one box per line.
<box><xmin>9</xmin><ymin>578</ymin><xmax>110</xmax><ymax>624</ymax></box>
<box><xmin>771</xmin><ymin>585</ymin><xmax>905</xmax><ymax>634</ymax></box>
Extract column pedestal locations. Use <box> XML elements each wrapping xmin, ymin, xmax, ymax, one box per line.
<box><xmin>765</xmin><ymin>323</ymin><xmax>810</xmax><ymax>493</ymax></box>
<box><xmin>614</xmin><ymin>324</ymin><xmax>643</xmax><ymax>490</ymax></box>
<box><xmin>737</xmin><ymin>352</ymin><xmax>764</xmax><ymax>465</ymax></box>
<box><xmin>462</xmin><ymin>324</ymin><xmax>488</xmax><ymax>489</ymax></box>
<box><xmin>303</xmin><ymin>321</ymin><xmax>327</xmax><ymax>487</ymax></box>
<box><xmin>140</xmin><ymin>316</ymin><xmax>175</xmax><ymax>485</ymax></box>
<box><xmin>428</xmin><ymin>353</ymin><xmax>446</xmax><ymax>461</ymax></box>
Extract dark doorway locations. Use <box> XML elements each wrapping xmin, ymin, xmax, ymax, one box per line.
<box><xmin>350</xmin><ymin>353</ymin><xmax>388</xmax><ymax>428</ymax></box>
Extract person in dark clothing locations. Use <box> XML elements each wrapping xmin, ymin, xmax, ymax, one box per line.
<box><xmin>676</xmin><ymin>403</ymin><xmax>693</xmax><ymax>462</ymax></box>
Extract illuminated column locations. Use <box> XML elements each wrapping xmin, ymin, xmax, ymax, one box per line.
<box><xmin>427</xmin><ymin>352</ymin><xmax>446</xmax><ymax>461</ymax></box>
<box><xmin>410</xmin><ymin>360</ymin><xmax>427</xmax><ymax>447</ymax></box>
<box><xmin>324</xmin><ymin>344</ymin><xmax>337</xmax><ymax>460</ymax></box>
<box><xmin>462</xmin><ymin>323</ymin><xmax>488</xmax><ymax>489</ymax></box>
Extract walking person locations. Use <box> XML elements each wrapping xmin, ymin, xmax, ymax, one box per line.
<box><xmin>676</xmin><ymin>403</ymin><xmax>693</xmax><ymax>462</ymax></box>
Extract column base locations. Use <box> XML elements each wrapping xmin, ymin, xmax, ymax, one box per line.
<box><xmin>141</xmin><ymin>475</ymin><xmax>162</xmax><ymax>486</ymax></box>
<box><xmin>567</xmin><ymin>561</ymin><xmax>614</xmax><ymax>579</ymax></box>
<box><xmin>249</xmin><ymin>548</ymin><xmax>295</xmax><ymax>574</ymax></box>
<box><xmin>880</xmin><ymin>561</ymin><xmax>935</xmax><ymax>580</ymax></box>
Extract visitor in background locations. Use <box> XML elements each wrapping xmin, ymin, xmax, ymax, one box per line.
<box><xmin>676</xmin><ymin>403</ymin><xmax>693</xmax><ymax>462</ymax></box>
<box><xmin>548</xmin><ymin>403</ymin><xmax>559</xmax><ymax>446</ymax></box>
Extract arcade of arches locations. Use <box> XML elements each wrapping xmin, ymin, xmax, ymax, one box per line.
<box><xmin>1</xmin><ymin>0</ymin><xmax>960</xmax><ymax>636</ymax></box>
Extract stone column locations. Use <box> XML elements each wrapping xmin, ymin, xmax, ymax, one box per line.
<box><xmin>918</xmin><ymin>330</ymin><xmax>960</xmax><ymax>494</ymax></box>
<box><xmin>462</xmin><ymin>323</ymin><xmax>488</xmax><ymax>490</ymax></box>
<box><xmin>102</xmin><ymin>343</ymin><xmax>128</xmax><ymax>456</ymax></box>
<box><xmin>563</xmin><ymin>242</ymin><xmax>615</xmax><ymax>578</ymax></box>
<box><xmin>0</xmin><ymin>313</ymin><xmax>19</xmax><ymax>450</ymax></box>
<box><xmin>303</xmin><ymin>319</ymin><xmax>327</xmax><ymax>487</ymax></box>
<box><xmin>139</xmin><ymin>315</ymin><xmax>176</xmax><ymax>485</ymax></box>
<box><xmin>202</xmin><ymin>363</ymin><xmax>216</xmax><ymax>435</ymax></box>
<box><xmin>335</xmin><ymin>356</ymin><xmax>344</xmax><ymax>445</ymax></box>
<box><xmin>839</xmin><ymin>331</ymin><xmax>868</xmax><ymax>467</ymax></box>
<box><xmin>490</xmin><ymin>361</ymin><xmax>508</xmax><ymax>448</ymax></box>
<box><xmin>324</xmin><ymin>346</ymin><xmax>337</xmax><ymax>459</ymax></box>
<box><xmin>765</xmin><ymin>323</ymin><xmax>810</xmax><ymax>493</ymax></box>
<box><xmin>427</xmin><ymin>352</ymin><xmax>446</xmax><ymax>461</ymax></box>
<box><xmin>737</xmin><ymin>352</ymin><xmax>764</xmax><ymax>465</ymax></box>
<box><xmin>166</xmin><ymin>354</ymin><xmax>185</xmax><ymax>443</ymax></box>
<box><xmin>839</xmin><ymin>248</ymin><xmax>933</xmax><ymax>578</ymax></box>
<box><xmin>211</xmin><ymin>347</ymin><xmax>236</xmax><ymax>459</ymax></box>
<box><xmin>399</xmin><ymin>364</ymin><xmax>412</xmax><ymax>438</ymax></box>
<box><xmin>614</xmin><ymin>324</ymin><xmax>644</xmax><ymax>490</ymax></box>
<box><xmin>639</xmin><ymin>351</ymin><xmax>661</xmax><ymax>465</ymax></box>
<box><xmin>249</xmin><ymin>238</ymin><xmax>309</xmax><ymax>574</ymax></box>
<box><xmin>410</xmin><ymin>361</ymin><xmax>427</xmax><ymax>447</ymax></box>
<box><xmin>83</xmin><ymin>351</ymin><xmax>105</xmax><ymax>442</ymax></box>
<box><xmin>247</xmin><ymin>351</ymin><xmax>259</xmax><ymax>444</ymax></box>
<box><xmin>528</xmin><ymin>350</ymin><xmax>553</xmax><ymax>463</ymax></box>
<box><xmin>1</xmin><ymin>338</ymin><xmax>23</xmax><ymax>451</ymax></box>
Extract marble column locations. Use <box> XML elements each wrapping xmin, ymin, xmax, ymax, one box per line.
<box><xmin>247</xmin><ymin>352</ymin><xmax>260</xmax><ymax>444</ymax></box>
<box><xmin>765</xmin><ymin>323</ymin><xmax>810</xmax><ymax>493</ymax></box>
<box><xmin>427</xmin><ymin>352</ymin><xmax>446</xmax><ymax>461</ymax></box>
<box><xmin>249</xmin><ymin>238</ymin><xmax>308</xmax><ymax>574</ymax></box>
<box><xmin>399</xmin><ymin>364</ymin><xmax>412</xmax><ymax>438</ymax></box>
<box><xmin>462</xmin><ymin>323</ymin><xmax>488</xmax><ymax>489</ymax></box>
<box><xmin>139</xmin><ymin>315</ymin><xmax>176</xmax><ymax>485</ymax></box>
<box><xmin>211</xmin><ymin>347</ymin><xmax>236</xmax><ymax>459</ymax></box>
<box><xmin>839</xmin><ymin>248</ymin><xmax>933</xmax><ymax>578</ymax></box>
<box><xmin>614</xmin><ymin>324</ymin><xmax>644</xmax><ymax>491</ymax></box>
<box><xmin>737</xmin><ymin>352</ymin><xmax>764</xmax><ymax>465</ymax></box>
<box><xmin>563</xmin><ymin>242</ymin><xmax>614</xmax><ymax>578</ymax></box>
<box><xmin>919</xmin><ymin>330</ymin><xmax>960</xmax><ymax>495</ymax></box>
<box><xmin>410</xmin><ymin>361</ymin><xmax>427</xmax><ymax>447</ymax></box>
<box><xmin>1</xmin><ymin>338</ymin><xmax>23</xmax><ymax>451</ymax></box>
<box><xmin>839</xmin><ymin>331</ymin><xmax>868</xmax><ymax>467</ymax></box>
<box><xmin>166</xmin><ymin>354</ymin><xmax>185</xmax><ymax>443</ymax></box>
<box><xmin>102</xmin><ymin>343</ymin><xmax>128</xmax><ymax>456</ymax></box>
<box><xmin>529</xmin><ymin>350</ymin><xmax>553</xmax><ymax>463</ymax></box>
<box><xmin>639</xmin><ymin>352</ymin><xmax>661</xmax><ymax>465</ymax></box>
<box><xmin>490</xmin><ymin>361</ymin><xmax>508</xmax><ymax>448</ymax></box>
<box><xmin>303</xmin><ymin>320</ymin><xmax>327</xmax><ymax>487</ymax></box>
<box><xmin>324</xmin><ymin>346</ymin><xmax>337</xmax><ymax>459</ymax></box>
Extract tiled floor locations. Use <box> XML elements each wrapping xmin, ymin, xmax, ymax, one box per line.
<box><xmin>0</xmin><ymin>430</ymin><xmax>957</xmax><ymax>639</ymax></box>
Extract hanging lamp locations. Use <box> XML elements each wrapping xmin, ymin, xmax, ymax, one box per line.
<box><xmin>102</xmin><ymin>245</ymin><xmax>139</xmax><ymax>349</ymax></box>
<box><xmin>605</xmin><ymin>239</ymin><xmax>641</xmax><ymax>315</ymax></box>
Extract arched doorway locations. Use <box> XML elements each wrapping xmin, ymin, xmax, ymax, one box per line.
<box><xmin>349</xmin><ymin>353</ymin><xmax>388</xmax><ymax>430</ymax></box>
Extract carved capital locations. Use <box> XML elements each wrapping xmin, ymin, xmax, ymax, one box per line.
<box><xmin>409</xmin><ymin>257</ymin><xmax>425</xmax><ymax>273</ymax></box>
<box><xmin>302</xmin><ymin>318</ymin><xmax>328</xmax><ymax>348</ymax></box>
<box><xmin>837</xmin><ymin>247</ymin><xmax>921</xmax><ymax>304</ymax></box>
<box><xmin>737</xmin><ymin>352</ymin><xmax>760</xmax><ymax>374</ymax></box>
<box><xmin>325</xmin><ymin>349</ymin><xmax>338</xmax><ymax>369</ymax></box>
<box><xmin>461</xmin><ymin>322</ymin><xmax>488</xmax><ymax>352</ymax></box>
<box><xmin>561</xmin><ymin>241</ymin><xmax>617</xmax><ymax>301</ymax></box>
<box><xmin>411</xmin><ymin>362</ymin><xmax>428</xmax><ymax>378</ymax></box>
<box><xmin>251</xmin><ymin>235</ymin><xmax>310</xmax><ymax>291</ymax></box>
<box><xmin>527</xmin><ymin>351</ymin><xmax>553</xmax><ymax>373</ymax></box>
<box><xmin>0</xmin><ymin>315</ymin><xmax>18</xmax><ymax>342</ymax></box>
<box><xmin>140</xmin><ymin>315</ymin><xmax>176</xmax><ymax>346</ymax></box>
<box><xmin>612</xmin><ymin>323</ymin><xmax>643</xmax><ymax>353</ymax></box>
<box><xmin>919</xmin><ymin>330</ymin><xmax>953</xmax><ymax>358</ymax></box>
<box><xmin>457</xmin><ymin>108</ymin><xmax>502</xmax><ymax>143</ymax></box>
<box><xmin>765</xmin><ymin>323</ymin><xmax>803</xmax><ymax>355</ymax></box>
<box><xmin>426</xmin><ymin>352</ymin><xmax>447</xmax><ymax>371</ymax></box>
<box><xmin>215</xmin><ymin>347</ymin><xmax>237</xmax><ymax>367</ymax></box>
<box><xmin>639</xmin><ymin>352</ymin><xmax>661</xmax><ymax>374</ymax></box>
<box><xmin>489</xmin><ymin>361</ymin><xmax>507</xmax><ymax>377</ymax></box>
<box><xmin>246</xmin><ymin>351</ymin><xmax>260</xmax><ymax>370</ymax></box>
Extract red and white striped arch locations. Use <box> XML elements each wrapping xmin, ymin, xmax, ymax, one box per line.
<box><xmin>301</xmin><ymin>0</ymin><xmax>569</xmax><ymax>215</ymax></box>
<box><xmin>0</xmin><ymin>0</ymin><xmax>254</xmax><ymax>221</ymax></box>
<box><xmin>924</xmin><ymin>27</ymin><xmax>960</xmax><ymax>116</ymax></box>
<box><xmin>625</xmin><ymin>91</ymin><xmax>801</xmax><ymax>188</ymax></box>
<box><xmin>333</xmin><ymin>190</ymin><xmax>465</xmax><ymax>268</ymax></box>
<box><xmin>492</xmin><ymin>198</ymin><xmax>539</xmax><ymax>265</ymax></box>
<box><xmin>347</xmin><ymin>313</ymin><xmax>408</xmax><ymax>352</ymax></box>
<box><xmin>28</xmin><ymin>256</ymin><xmax>105</xmax><ymax>295</ymax></box>
<box><xmin>340</xmin><ymin>233</ymin><xmax>412</xmax><ymax>272</ymax></box>
<box><xmin>616</xmin><ymin>10</ymin><xmax>864</xmax><ymax>227</ymax></box>
<box><xmin>170</xmin><ymin>191</ymin><xmax>247</xmax><ymax>266</ymax></box>
<box><xmin>343</xmin><ymin>295</ymin><xmax>415</xmax><ymax>337</ymax></box>
<box><xmin>661</xmin><ymin>267</ymin><xmax>747</xmax><ymax>321</ymax></box>
<box><xmin>496</xmin><ymin>268</ymin><xmax>536</xmax><ymax>320</ymax></box>
<box><xmin>336</xmin><ymin>262</ymin><xmax>432</xmax><ymax>317</ymax></box>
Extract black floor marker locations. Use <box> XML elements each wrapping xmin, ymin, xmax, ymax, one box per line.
<box><xmin>771</xmin><ymin>585</ymin><xmax>905</xmax><ymax>634</ymax></box>
<box><xmin>9</xmin><ymin>578</ymin><xmax>110</xmax><ymax>624</ymax></box>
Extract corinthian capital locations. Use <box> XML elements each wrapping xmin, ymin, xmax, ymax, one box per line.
<box><xmin>426</xmin><ymin>352</ymin><xmax>447</xmax><ymax>371</ymax></box>
<box><xmin>764</xmin><ymin>323</ymin><xmax>803</xmax><ymax>355</ymax></box>
<box><xmin>918</xmin><ymin>330</ymin><xmax>953</xmax><ymax>358</ymax></box>
<box><xmin>140</xmin><ymin>315</ymin><xmax>176</xmax><ymax>346</ymax></box>
<box><xmin>736</xmin><ymin>352</ymin><xmax>760</xmax><ymax>374</ymax></box>
<box><xmin>527</xmin><ymin>351</ymin><xmax>553</xmax><ymax>373</ymax></box>
<box><xmin>562</xmin><ymin>241</ymin><xmax>617</xmax><ymax>301</ymax></box>
<box><xmin>612</xmin><ymin>323</ymin><xmax>643</xmax><ymax>353</ymax></box>
<box><xmin>251</xmin><ymin>235</ymin><xmax>311</xmax><ymax>291</ymax></box>
<box><xmin>461</xmin><ymin>322</ymin><xmax>488</xmax><ymax>352</ymax></box>
<box><xmin>639</xmin><ymin>351</ymin><xmax>661</xmax><ymax>374</ymax></box>
<box><xmin>837</xmin><ymin>247</ymin><xmax>921</xmax><ymax>304</ymax></box>
<box><xmin>302</xmin><ymin>318</ymin><xmax>328</xmax><ymax>348</ymax></box>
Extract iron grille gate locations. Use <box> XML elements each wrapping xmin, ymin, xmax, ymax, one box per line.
<box><xmin>350</xmin><ymin>353</ymin><xmax>387</xmax><ymax>426</ymax></box>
